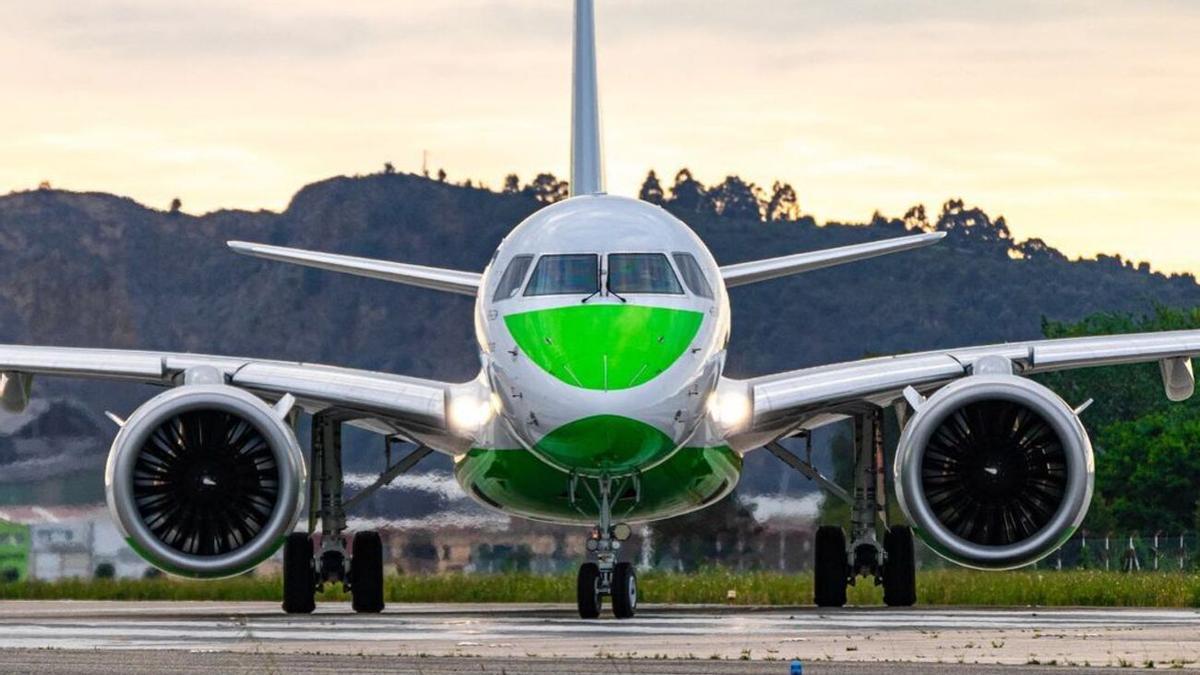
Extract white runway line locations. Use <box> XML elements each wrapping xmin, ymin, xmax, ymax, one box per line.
<box><xmin>3</xmin><ymin>603</ymin><xmax>1200</xmax><ymax>666</ymax></box>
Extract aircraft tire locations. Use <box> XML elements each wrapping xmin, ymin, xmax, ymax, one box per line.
<box><xmin>576</xmin><ymin>562</ymin><xmax>602</xmax><ymax>619</ymax></box>
<box><xmin>883</xmin><ymin>525</ymin><xmax>917</xmax><ymax>607</ymax></box>
<box><xmin>610</xmin><ymin>562</ymin><xmax>637</xmax><ymax>619</ymax></box>
<box><xmin>350</xmin><ymin>531</ymin><xmax>385</xmax><ymax>613</ymax></box>
<box><xmin>282</xmin><ymin>532</ymin><xmax>316</xmax><ymax>614</ymax></box>
<box><xmin>813</xmin><ymin>525</ymin><xmax>848</xmax><ymax>608</ymax></box>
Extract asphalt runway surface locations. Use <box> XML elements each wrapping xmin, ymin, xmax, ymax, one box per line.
<box><xmin>2</xmin><ymin>601</ymin><xmax>1199</xmax><ymax>673</ymax></box>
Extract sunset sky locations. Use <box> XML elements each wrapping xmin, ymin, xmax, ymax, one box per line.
<box><xmin>1</xmin><ymin>1</ymin><xmax>1198</xmax><ymax>272</ymax></box>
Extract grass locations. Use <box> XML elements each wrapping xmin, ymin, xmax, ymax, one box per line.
<box><xmin>3</xmin><ymin>569</ymin><xmax>1200</xmax><ymax>606</ymax></box>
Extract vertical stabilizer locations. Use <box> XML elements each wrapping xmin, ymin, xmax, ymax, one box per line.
<box><xmin>570</xmin><ymin>0</ymin><xmax>605</xmax><ymax>196</ymax></box>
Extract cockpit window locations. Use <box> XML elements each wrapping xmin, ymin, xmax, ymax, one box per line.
<box><xmin>492</xmin><ymin>255</ymin><xmax>533</xmax><ymax>302</ymax></box>
<box><xmin>524</xmin><ymin>254</ymin><xmax>600</xmax><ymax>296</ymax></box>
<box><xmin>672</xmin><ymin>252</ymin><xmax>714</xmax><ymax>299</ymax></box>
<box><xmin>608</xmin><ymin>253</ymin><xmax>684</xmax><ymax>295</ymax></box>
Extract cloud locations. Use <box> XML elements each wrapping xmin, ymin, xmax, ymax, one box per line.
<box><xmin>6</xmin><ymin>1</ymin><xmax>381</xmax><ymax>59</ymax></box>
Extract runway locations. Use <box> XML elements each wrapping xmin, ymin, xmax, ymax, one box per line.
<box><xmin>2</xmin><ymin>601</ymin><xmax>1199</xmax><ymax>672</ymax></box>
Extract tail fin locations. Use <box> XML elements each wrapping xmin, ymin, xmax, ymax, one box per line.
<box><xmin>570</xmin><ymin>0</ymin><xmax>604</xmax><ymax>196</ymax></box>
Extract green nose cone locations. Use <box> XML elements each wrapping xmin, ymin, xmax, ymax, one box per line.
<box><xmin>504</xmin><ymin>304</ymin><xmax>703</xmax><ymax>390</ymax></box>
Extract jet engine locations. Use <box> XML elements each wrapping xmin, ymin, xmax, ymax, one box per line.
<box><xmin>105</xmin><ymin>385</ymin><xmax>306</xmax><ymax>578</ymax></box>
<box><xmin>895</xmin><ymin>374</ymin><xmax>1093</xmax><ymax>570</ymax></box>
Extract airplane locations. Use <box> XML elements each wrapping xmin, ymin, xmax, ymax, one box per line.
<box><xmin>3</xmin><ymin>0</ymin><xmax>1199</xmax><ymax>619</ymax></box>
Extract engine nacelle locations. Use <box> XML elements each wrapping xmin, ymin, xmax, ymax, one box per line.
<box><xmin>895</xmin><ymin>375</ymin><xmax>1093</xmax><ymax>570</ymax></box>
<box><xmin>105</xmin><ymin>385</ymin><xmax>306</xmax><ymax>578</ymax></box>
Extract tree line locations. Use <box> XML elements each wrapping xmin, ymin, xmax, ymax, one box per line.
<box><xmin>389</xmin><ymin>163</ymin><xmax>1170</xmax><ymax>277</ymax></box>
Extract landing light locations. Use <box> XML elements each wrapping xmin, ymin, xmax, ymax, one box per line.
<box><xmin>449</xmin><ymin>395</ymin><xmax>494</xmax><ymax>432</ymax></box>
<box><xmin>708</xmin><ymin>391</ymin><xmax>751</xmax><ymax>429</ymax></box>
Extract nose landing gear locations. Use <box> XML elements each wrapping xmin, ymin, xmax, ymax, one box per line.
<box><xmin>572</xmin><ymin>474</ymin><xmax>638</xmax><ymax>619</ymax></box>
<box><xmin>576</xmin><ymin>525</ymin><xmax>638</xmax><ymax>619</ymax></box>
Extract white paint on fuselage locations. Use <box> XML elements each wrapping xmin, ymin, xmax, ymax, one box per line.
<box><xmin>472</xmin><ymin>195</ymin><xmax>732</xmax><ymax>474</ymax></box>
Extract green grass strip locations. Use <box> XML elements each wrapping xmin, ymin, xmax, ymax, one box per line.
<box><xmin>4</xmin><ymin>570</ymin><xmax>1200</xmax><ymax>607</ymax></box>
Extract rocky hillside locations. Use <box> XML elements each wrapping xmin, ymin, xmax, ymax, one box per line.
<box><xmin>1</xmin><ymin>172</ymin><xmax>1197</xmax><ymax>501</ymax></box>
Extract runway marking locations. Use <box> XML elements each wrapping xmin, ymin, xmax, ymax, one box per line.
<box><xmin>3</xmin><ymin>602</ymin><xmax>1200</xmax><ymax>666</ymax></box>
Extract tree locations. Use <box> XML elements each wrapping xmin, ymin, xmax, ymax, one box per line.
<box><xmin>709</xmin><ymin>175</ymin><xmax>762</xmax><ymax>221</ymax></box>
<box><xmin>902</xmin><ymin>204</ymin><xmax>929</xmax><ymax>232</ymax></box>
<box><xmin>666</xmin><ymin>168</ymin><xmax>712</xmax><ymax>215</ymax></box>
<box><xmin>503</xmin><ymin>174</ymin><xmax>521</xmax><ymax>194</ymax></box>
<box><xmin>1015</xmin><ymin>237</ymin><xmax>1066</xmax><ymax>262</ymax></box>
<box><xmin>1096</xmin><ymin>407</ymin><xmax>1200</xmax><ymax>532</ymax></box>
<box><xmin>524</xmin><ymin>173</ymin><xmax>569</xmax><ymax>204</ymax></box>
<box><xmin>935</xmin><ymin>199</ymin><xmax>1012</xmax><ymax>255</ymax></box>
<box><xmin>168</xmin><ymin>198</ymin><xmax>182</xmax><ymax>215</ymax></box>
<box><xmin>383</xmin><ymin>162</ymin><xmax>395</xmax><ymax>175</ymax></box>
<box><xmin>764</xmin><ymin>181</ymin><xmax>800</xmax><ymax>222</ymax></box>
<box><xmin>638</xmin><ymin>170</ymin><xmax>664</xmax><ymax>205</ymax></box>
<box><xmin>436</xmin><ymin>168</ymin><xmax>447</xmax><ymax>183</ymax></box>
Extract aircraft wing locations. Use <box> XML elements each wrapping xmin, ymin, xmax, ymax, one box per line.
<box><xmin>728</xmin><ymin>329</ymin><xmax>1200</xmax><ymax>451</ymax></box>
<box><xmin>227</xmin><ymin>241</ymin><xmax>481</xmax><ymax>296</ymax></box>
<box><xmin>0</xmin><ymin>344</ymin><xmax>469</xmax><ymax>454</ymax></box>
<box><xmin>720</xmin><ymin>232</ymin><xmax>945</xmax><ymax>288</ymax></box>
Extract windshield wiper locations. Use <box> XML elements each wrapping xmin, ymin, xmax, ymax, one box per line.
<box><xmin>582</xmin><ymin>267</ymin><xmax>604</xmax><ymax>303</ymax></box>
<box><xmin>606</xmin><ymin>280</ymin><xmax>628</xmax><ymax>304</ymax></box>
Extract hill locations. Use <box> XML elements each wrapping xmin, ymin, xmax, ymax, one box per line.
<box><xmin>1</xmin><ymin>171</ymin><xmax>1197</xmax><ymax>501</ymax></box>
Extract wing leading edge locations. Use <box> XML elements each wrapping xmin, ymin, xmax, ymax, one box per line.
<box><xmin>719</xmin><ymin>231</ymin><xmax>946</xmax><ymax>288</ymax></box>
<box><xmin>0</xmin><ymin>344</ymin><xmax>469</xmax><ymax>454</ymax></box>
<box><xmin>728</xmin><ymin>329</ymin><xmax>1200</xmax><ymax>452</ymax></box>
<box><xmin>227</xmin><ymin>241</ymin><xmax>481</xmax><ymax>296</ymax></box>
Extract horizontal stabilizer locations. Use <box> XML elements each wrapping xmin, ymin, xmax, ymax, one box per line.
<box><xmin>719</xmin><ymin>231</ymin><xmax>946</xmax><ymax>288</ymax></box>
<box><xmin>227</xmin><ymin>241</ymin><xmax>481</xmax><ymax>296</ymax></box>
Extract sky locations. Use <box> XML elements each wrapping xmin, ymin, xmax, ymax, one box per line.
<box><xmin>1</xmin><ymin>1</ymin><xmax>1198</xmax><ymax>273</ymax></box>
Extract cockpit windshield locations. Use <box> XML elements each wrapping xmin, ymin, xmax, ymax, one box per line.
<box><xmin>672</xmin><ymin>252</ymin><xmax>713</xmax><ymax>299</ymax></box>
<box><xmin>524</xmin><ymin>254</ymin><xmax>600</xmax><ymax>296</ymax></box>
<box><xmin>607</xmin><ymin>253</ymin><xmax>683</xmax><ymax>295</ymax></box>
<box><xmin>492</xmin><ymin>255</ymin><xmax>533</xmax><ymax>301</ymax></box>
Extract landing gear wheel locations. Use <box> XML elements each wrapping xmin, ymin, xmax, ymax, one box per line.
<box><xmin>576</xmin><ymin>562</ymin><xmax>602</xmax><ymax>619</ymax></box>
<box><xmin>610</xmin><ymin>562</ymin><xmax>637</xmax><ymax>619</ymax></box>
<box><xmin>282</xmin><ymin>532</ymin><xmax>316</xmax><ymax>614</ymax></box>
<box><xmin>350</xmin><ymin>531</ymin><xmax>385</xmax><ymax>614</ymax></box>
<box><xmin>883</xmin><ymin>525</ymin><xmax>917</xmax><ymax>607</ymax></box>
<box><xmin>813</xmin><ymin>525</ymin><xmax>848</xmax><ymax>608</ymax></box>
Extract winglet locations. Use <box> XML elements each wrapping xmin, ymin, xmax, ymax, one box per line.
<box><xmin>228</xmin><ymin>241</ymin><xmax>481</xmax><ymax>297</ymax></box>
<box><xmin>720</xmin><ymin>231</ymin><xmax>946</xmax><ymax>288</ymax></box>
<box><xmin>570</xmin><ymin>0</ymin><xmax>604</xmax><ymax>196</ymax></box>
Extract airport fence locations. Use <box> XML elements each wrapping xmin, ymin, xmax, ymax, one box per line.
<box><xmin>915</xmin><ymin>532</ymin><xmax>1200</xmax><ymax>573</ymax></box>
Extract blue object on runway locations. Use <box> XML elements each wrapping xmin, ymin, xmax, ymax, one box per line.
<box><xmin>790</xmin><ymin>660</ymin><xmax>803</xmax><ymax>675</ymax></box>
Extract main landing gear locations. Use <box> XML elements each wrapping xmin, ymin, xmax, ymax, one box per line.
<box><xmin>282</xmin><ymin>412</ymin><xmax>431</xmax><ymax>614</ymax></box>
<box><xmin>572</xmin><ymin>474</ymin><xmax>638</xmax><ymax>619</ymax></box>
<box><xmin>768</xmin><ymin>407</ymin><xmax>916</xmax><ymax>608</ymax></box>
